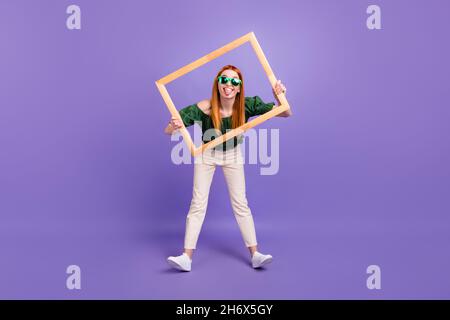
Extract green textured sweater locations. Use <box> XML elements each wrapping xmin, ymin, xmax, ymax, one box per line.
<box><xmin>179</xmin><ymin>96</ymin><xmax>275</xmax><ymax>151</ymax></box>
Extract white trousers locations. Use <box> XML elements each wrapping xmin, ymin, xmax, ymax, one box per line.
<box><xmin>184</xmin><ymin>145</ymin><xmax>258</xmax><ymax>249</ymax></box>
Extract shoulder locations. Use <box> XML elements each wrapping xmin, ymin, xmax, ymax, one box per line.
<box><xmin>244</xmin><ymin>96</ymin><xmax>260</xmax><ymax>107</ymax></box>
<box><xmin>244</xmin><ymin>96</ymin><xmax>253</xmax><ymax>104</ymax></box>
<box><xmin>244</xmin><ymin>96</ymin><xmax>274</xmax><ymax>116</ymax></box>
<box><xmin>197</xmin><ymin>99</ymin><xmax>211</xmax><ymax>116</ymax></box>
<box><xmin>244</xmin><ymin>96</ymin><xmax>259</xmax><ymax>109</ymax></box>
<box><xmin>244</xmin><ymin>96</ymin><xmax>263</xmax><ymax>104</ymax></box>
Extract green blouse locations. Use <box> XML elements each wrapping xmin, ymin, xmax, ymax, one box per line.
<box><xmin>179</xmin><ymin>96</ymin><xmax>275</xmax><ymax>151</ymax></box>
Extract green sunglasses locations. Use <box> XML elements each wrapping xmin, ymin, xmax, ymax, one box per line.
<box><xmin>217</xmin><ymin>75</ymin><xmax>242</xmax><ymax>86</ymax></box>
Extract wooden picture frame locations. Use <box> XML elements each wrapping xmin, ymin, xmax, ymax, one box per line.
<box><xmin>155</xmin><ymin>31</ymin><xmax>291</xmax><ymax>157</ymax></box>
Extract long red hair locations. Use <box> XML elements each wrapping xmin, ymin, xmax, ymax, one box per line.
<box><xmin>210</xmin><ymin>65</ymin><xmax>245</xmax><ymax>133</ymax></box>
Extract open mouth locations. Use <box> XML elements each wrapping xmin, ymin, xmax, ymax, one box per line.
<box><xmin>223</xmin><ymin>87</ymin><xmax>234</xmax><ymax>95</ymax></box>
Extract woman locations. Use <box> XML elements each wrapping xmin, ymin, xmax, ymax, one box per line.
<box><xmin>164</xmin><ymin>65</ymin><xmax>291</xmax><ymax>271</ymax></box>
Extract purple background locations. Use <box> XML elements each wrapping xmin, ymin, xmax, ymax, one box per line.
<box><xmin>1</xmin><ymin>0</ymin><xmax>449</xmax><ymax>299</ymax></box>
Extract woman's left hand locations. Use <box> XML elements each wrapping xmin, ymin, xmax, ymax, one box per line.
<box><xmin>273</xmin><ymin>80</ymin><xmax>292</xmax><ymax>117</ymax></box>
<box><xmin>273</xmin><ymin>80</ymin><xmax>287</xmax><ymax>96</ymax></box>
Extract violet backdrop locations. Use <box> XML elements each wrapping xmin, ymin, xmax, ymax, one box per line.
<box><xmin>0</xmin><ymin>0</ymin><xmax>449</xmax><ymax>299</ymax></box>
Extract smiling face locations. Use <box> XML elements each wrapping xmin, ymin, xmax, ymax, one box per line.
<box><xmin>217</xmin><ymin>69</ymin><xmax>241</xmax><ymax>100</ymax></box>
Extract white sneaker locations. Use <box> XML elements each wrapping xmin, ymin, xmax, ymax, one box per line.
<box><xmin>252</xmin><ymin>252</ymin><xmax>273</xmax><ymax>269</ymax></box>
<box><xmin>167</xmin><ymin>253</ymin><xmax>192</xmax><ymax>272</ymax></box>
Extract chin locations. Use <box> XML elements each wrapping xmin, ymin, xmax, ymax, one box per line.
<box><xmin>219</xmin><ymin>93</ymin><xmax>237</xmax><ymax>100</ymax></box>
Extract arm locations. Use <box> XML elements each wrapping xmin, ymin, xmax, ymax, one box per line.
<box><xmin>273</xmin><ymin>80</ymin><xmax>292</xmax><ymax>117</ymax></box>
<box><xmin>163</xmin><ymin>101</ymin><xmax>206</xmax><ymax>135</ymax></box>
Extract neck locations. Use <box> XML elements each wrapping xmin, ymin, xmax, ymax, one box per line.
<box><xmin>219</xmin><ymin>97</ymin><xmax>235</xmax><ymax>114</ymax></box>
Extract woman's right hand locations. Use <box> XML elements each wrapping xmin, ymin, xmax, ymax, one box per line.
<box><xmin>168</xmin><ymin>116</ymin><xmax>183</xmax><ymax>131</ymax></box>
